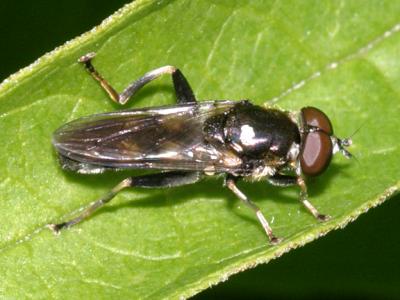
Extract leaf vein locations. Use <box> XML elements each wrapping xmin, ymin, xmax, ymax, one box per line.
<box><xmin>205</xmin><ymin>11</ymin><xmax>236</xmax><ymax>68</ymax></box>
<box><xmin>92</xmin><ymin>240</ymin><xmax>182</xmax><ymax>261</ymax></box>
<box><xmin>267</xmin><ymin>21</ymin><xmax>400</xmax><ymax>104</ymax></box>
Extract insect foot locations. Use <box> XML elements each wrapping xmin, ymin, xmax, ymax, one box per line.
<box><xmin>270</xmin><ymin>236</ymin><xmax>283</xmax><ymax>245</ymax></box>
<box><xmin>47</xmin><ymin>223</ymin><xmax>66</xmax><ymax>235</ymax></box>
<box><xmin>317</xmin><ymin>214</ymin><xmax>331</xmax><ymax>222</ymax></box>
<box><xmin>78</xmin><ymin>52</ymin><xmax>96</xmax><ymax>63</ymax></box>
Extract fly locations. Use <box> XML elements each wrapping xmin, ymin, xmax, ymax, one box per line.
<box><xmin>48</xmin><ymin>52</ymin><xmax>352</xmax><ymax>244</ymax></box>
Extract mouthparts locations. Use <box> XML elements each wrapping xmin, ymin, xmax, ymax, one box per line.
<box><xmin>332</xmin><ymin>137</ymin><xmax>353</xmax><ymax>159</ymax></box>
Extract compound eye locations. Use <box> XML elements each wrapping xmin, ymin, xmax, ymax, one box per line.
<box><xmin>300</xmin><ymin>131</ymin><xmax>333</xmax><ymax>176</ymax></box>
<box><xmin>301</xmin><ymin>107</ymin><xmax>333</xmax><ymax>134</ymax></box>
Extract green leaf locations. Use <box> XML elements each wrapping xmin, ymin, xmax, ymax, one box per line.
<box><xmin>0</xmin><ymin>0</ymin><xmax>399</xmax><ymax>298</ymax></box>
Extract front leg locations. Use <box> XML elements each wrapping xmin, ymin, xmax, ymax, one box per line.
<box><xmin>267</xmin><ymin>174</ymin><xmax>297</xmax><ymax>187</ymax></box>
<box><xmin>79</xmin><ymin>52</ymin><xmax>196</xmax><ymax>105</ymax></box>
<box><xmin>296</xmin><ymin>176</ymin><xmax>330</xmax><ymax>221</ymax></box>
<box><xmin>268</xmin><ymin>174</ymin><xmax>329</xmax><ymax>221</ymax></box>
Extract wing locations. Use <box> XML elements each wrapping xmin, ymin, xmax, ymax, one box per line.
<box><xmin>53</xmin><ymin>100</ymin><xmax>243</xmax><ymax>172</ymax></box>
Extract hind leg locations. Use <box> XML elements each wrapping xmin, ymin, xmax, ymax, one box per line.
<box><xmin>48</xmin><ymin>171</ymin><xmax>202</xmax><ymax>234</ymax></box>
<box><xmin>79</xmin><ymin>52</ymin><xmax>196</xmax><ymax>105</ymax></box>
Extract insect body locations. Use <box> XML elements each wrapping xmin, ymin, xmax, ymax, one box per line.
<box><xmin>49</xmin><ymin>52</ymin><xmax>352</xmax><ymax>244</ymax></box>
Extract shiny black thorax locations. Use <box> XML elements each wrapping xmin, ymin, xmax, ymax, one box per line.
<box><xmin>203</xmin><ymin>101</ymin><xmax>300</xmax><ymax>164</ymax></box>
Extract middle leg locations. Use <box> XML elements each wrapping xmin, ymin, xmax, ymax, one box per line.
<box><xmin>225</xmin><ymin>175</ymin><xmax>281</xmax><ymax>244</ymax></box>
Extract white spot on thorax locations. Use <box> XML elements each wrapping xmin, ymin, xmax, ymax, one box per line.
<box><xmin>240</xmin><ymin>125</ymin><xmax>256</xmax><ymax>146</ymax></box>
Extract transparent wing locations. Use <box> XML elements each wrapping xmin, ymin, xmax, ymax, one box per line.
<box><xmin>53</xmin><ymin>100</ymin><xmax>243</xmax><ymax>172</ymax></box>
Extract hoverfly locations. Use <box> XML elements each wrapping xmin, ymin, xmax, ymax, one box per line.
<box><xmin>48</xmin><ymin>52</ymin><xmax>352</xmax><ymax>244</ymax></box>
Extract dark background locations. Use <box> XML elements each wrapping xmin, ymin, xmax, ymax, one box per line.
<box><xmin>1</xmin><ymin>1</ymin><xmax>399</xmax><ymax>299</ymax></box>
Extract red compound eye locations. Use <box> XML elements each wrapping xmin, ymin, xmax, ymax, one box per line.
<box><xmin>300</xmin><ymin>107</ymin><xmax>334</xmax><ymax>176</ymax></box>
<box><xmin>300</xmin><ymin>131</ymin><xmax>332</xmax><ymax>176</ymax></box>
<box><xmin>301</xmin><ymin>107</ymin><xmax>333</xmax><ymax>134</ymax></box>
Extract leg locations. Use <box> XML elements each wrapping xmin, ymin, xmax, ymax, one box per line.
<box><xmin>225</xmin><ymin>176</ymin><xmax>281</xmax><ymax>244</ymax></box>
<box><xmin>48</xmin><ymin>171</ymin><xmax>202</xmax><ymax>234</ymax></box>
<box><xmin>78</xmin><ymin>52</ymin><xmax>196</xmax><ymax>105</ymax></box>
<box><xmin>296</xmin><ymin>176</ymin><xmax>330</xmax><ymax>221</ymax></box>
<box><xmin>269</xmin><ymin>174</ymin><xmax>330</xmax><ymax>221</ymax></box>
<box><xmin>268</xmin><ymin>174</ymin><xmax>297</xmax><ymax>187</ymax></box>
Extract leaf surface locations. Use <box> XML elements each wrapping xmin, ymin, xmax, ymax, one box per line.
<box><xmin>0</xmin><ymin>1</ymin><xmax>399</xmax><ymax>298</ymax></box>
